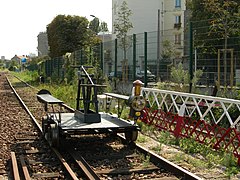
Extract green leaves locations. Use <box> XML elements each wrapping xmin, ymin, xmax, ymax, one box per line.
<box><xmin>47</xmin><ymin>15</ymin><xmax>90</xmax><ymax>58</ymax></box>
<box><xmin>189</xmin><ymin>0</ymin><xmax>240</xmax><ymax>60</ymax></box>
<box><xmin>171</xmin><ymin>63</ymin><xmax>190</xmax><ymax>85</ymax></box>
<box><xmin>113</xmin><ymin>1</ymin><xmax>133</xmax><ymax>59</ymax></box>
<box><xmin>203</xmin><ymin>0</ymin><xmax>240</xmax><ymax>36</ymax></box>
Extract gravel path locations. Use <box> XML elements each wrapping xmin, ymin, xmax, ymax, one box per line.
<box><xmin>0</xmin><ymin>73</ymin><xmax>35</xmax><ymax>178</ymax></box>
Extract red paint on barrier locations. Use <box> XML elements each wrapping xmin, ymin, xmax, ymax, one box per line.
<box><xmin>139</xmin><ymin>107</ymin><xmax>240</xmax><ymax>165</ymax></box>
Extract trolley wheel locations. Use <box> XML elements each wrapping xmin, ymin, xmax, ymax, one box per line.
<box><xmin>42</xmin><ymin>116</ymin><xmax>48</xmax><ymax>136</ymax></box>
<box><xmin>125</xmin><ymin>130</ymin><xmax>138</xmax><ymax>142</ymax></box>
<box><xmin>47</xmin><ymin>123</ymin><xmax>59</xmax><ymax>148</ymax></box>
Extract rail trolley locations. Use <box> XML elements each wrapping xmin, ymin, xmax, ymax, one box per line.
<box><xmin>37</xmin><ymin>66</ymin><xmax>146</xmax><ymax>148</ymax></box>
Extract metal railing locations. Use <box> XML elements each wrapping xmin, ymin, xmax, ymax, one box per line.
<box><xmin>142</xmin><ymin>87</ymin><xmax>240</xmax><ymax>128</ymax></box>
<box><xmin>141</xmin><ymin>87</ymin><xmax>240</xmax><ymax>164</ymax></box>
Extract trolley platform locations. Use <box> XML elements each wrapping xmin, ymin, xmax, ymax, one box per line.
<box><xmin>52</xmin><ymin>112</ymin><xmax>138</xmax><ymax>135</ymax></box>
<box><xmin>37</xmin><ymin>93</ymin><xmax>138</xmax><ymax>136</ymax></box>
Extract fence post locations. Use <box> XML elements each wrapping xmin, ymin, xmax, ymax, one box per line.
<box><xmin>189</xmin><ymin>22</ymin><xmax>193</xmax><ymax>93</ymax></box>
<box><xmin>80</xmin><ymin>49</ymin><xmax>83</xmax><ymax>65</ymax></box>
<box><xmin>114</xmin><ymin>39</ymin><xmax>118</xmax><ymax>89</ymax></box>
<box><xmin>100</xmin><ymin>42</ymin><xmax>104</xmax><ymax>73</ymax></box>
<box><xmin>133</xmin><ymin>34</ymin><xmax>136</xmax><ymax>81</ymax></box>
<box><xmin>144</xmin><ymin>32</ymin><xmax>148</xmax><ymax>87</ymax></box>
<box><xmin>174</xmin><ymin>104</ymin><xmax>186</xmax><ymax>137</ymax></box>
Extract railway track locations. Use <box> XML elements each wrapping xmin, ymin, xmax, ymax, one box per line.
<box><xmin>1</xmin><ymin>72</ymin><xmax>202</xmax><ymax>179</ymax></box>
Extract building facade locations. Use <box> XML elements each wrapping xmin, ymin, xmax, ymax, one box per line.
<box><xmin>37</xmin><ymin>32</ymin><xmax>49</xmax><ymax>56</ymax></box>
<box><xmin>111</xmin><ymin>0</ymin><xmax>186</xmax><ymax>79</ymax></box>
<box><xmin>112</xmin><ymin>0</ymin><xmax>185</xmax><ymax>35</ymax></box>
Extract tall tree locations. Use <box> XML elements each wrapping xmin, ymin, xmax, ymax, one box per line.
<box><xmin>47</xmin><ymin>15</ymin><xmax>90</xmax><ymax>58</ymax></box>
<box><xmin>189</xmin><ymin>0</ymin><xmax>240</xmax><ymax>50</ymax></box>
<box><xmin>89</xmin><ymin>17</ymin><xmax>100</xmax><ymax>35</ymax></box>
<box><xmin>100</xmin><ymin>22</ymin><xmax>109</xmax><ymax>33</ymax></box>
<box><xmin>203</xmin><ymin>0</ymin><xmax>240</xmax><ymax>85</ymax></box>
<box><xmin>188</xmin><ymin>0</ymin><xmax>240</xmax><ymax>85</ymax></box>
<box><xmin>113</xmin><ymin>0</ymin><xmax>133</xmax><ymax>61</ymax></box>
<box><xmin>89</xmin><ymin>17</ymin><xmax>109</xmax><ymax>35</ymax></box>
<box><xmin>190</xmin><ymin>0</ymin><xmax>240</xmax><ymax>45</ymax></box>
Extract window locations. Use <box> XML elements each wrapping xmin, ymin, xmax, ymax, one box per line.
<box><xmin>174</xmin><ymin>16</ymin><xmax>182</xmax><ymax>28</ymax></box>
<box><xmin>175</xmin><ymin>34</ymin><xmax>181</xmax><ymax>44</ymax></box>
<box><xmin>175</xmin><ymin>0</ymin><xmax>181</xmax><ymax>8</ymax></box>
<box><xmin>175</xmin><ymin>16</ymin><xmax>181</xmax><ymax>24</ymax></box>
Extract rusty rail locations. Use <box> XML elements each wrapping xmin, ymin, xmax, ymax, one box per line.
<box><xmin>10</xmin><ymin>152</ymin><xmax>20</xmax><ymax>180</ymax></box>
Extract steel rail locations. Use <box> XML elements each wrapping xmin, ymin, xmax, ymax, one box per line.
<box><xmin>117</xmin><ymin>134</ymin><xmax>202</xmax><ymax>180</ymax></box>
<box><xmin>10</xmin><ymin>152</ymin><xmax>20</xmax><ymax>180</ymax></box>
<box><xmin>12</xmin><ymin>74</ymin><xmax>75</xmax><ymax>113</ymax></box>
<box><xmin>135</xmin><ymin>144</ymin><xmax>202</xmax><ymax>180</ymax></box>
<box><xmin>6</xmin><ymin>75</ymin><xmax>42</xmax><ymax>131</ymax></box>
<box><xmin>68</xmin><ymin>149</ymin><xmax>100</xmax><ymax>180</ymax></box>
<box><xmin>6</xmin><ymin>75</ymin><xmax>79</xmax><ymax>180</ymax></box>
<box><xmin>19</xmin><ymin>155</ymin><xmax>31</xmax><ymax>180</ymax></box>
<box><xmin>52</xmin><ymin>148</ymin><xmax>79</xmax><ymax>180</ymax></box>
<box><xmin>13</xmin><ymin>75</ymin><xmax>39</xmax><ymax>91</ymax></box>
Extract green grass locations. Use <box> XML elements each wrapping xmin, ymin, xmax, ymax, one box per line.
<box><xmin>139</xmin><ymin>154</ymin><xmax>151</xmax><ymax>168</ymax></box>
<box><xmin>140</xmin><ymin>124</ymin><xmax>240</xmax><ymax>177</ymax></box>
<box><xmin>37</xmin><ymin>83</ymin><xmax>77</xmax><ymax>108</ymax></box>
<box><xmin>151</xmin><ymin>144</ymin><xmax>162</xmax><ymax>153</ymax></box>
<box><xmin>11</xmin><ymin>70</ymin><xmax>39</xmax><ymax>85</ymax></box>
<box><xmin>136</xmin><ymin>135</ymin><xmax>147</xmax><ymax>143</ymax></box>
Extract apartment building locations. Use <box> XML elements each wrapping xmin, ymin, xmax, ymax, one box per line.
<box><xmin>113</xmin><ymin>0</ymin><xmax>185</xmax><ymax>33</ymax></box>
<box><xmin>112</xmin><ymin>0</ymin><xmax>186</xmax><ymax>78</ymax></box>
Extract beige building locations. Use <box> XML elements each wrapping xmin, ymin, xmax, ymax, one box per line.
<box><xmin>112</xmin><ymin>0</ymin><xmax>185</xmax><ymax>52</ymax></box>
<box><xmin>112</xmin><ymin>0</ymin><xmax>186</xmax><ymax>76</ymax></box>
<box><xmin>113</xmin><ymin>0</ymin><xmax>185</xmax><ymax>32</ymax></box>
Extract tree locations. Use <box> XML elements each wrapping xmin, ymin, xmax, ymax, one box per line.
<box><xmin>203</xmin><ymin>0</ymin><xmax>240</xmax><ymax>85</ymax></box>
<box><xmin>188</xmin><ymin>0</ymin><xmax>240</xmax><ymax>86</ymax></box>
<box><xmin>113</xmin><ymin>0</ymin><xmax>133</xmax><ymax>61</ymax></box>
<box><xmin>89</xmin><ymin>17</ymin><xmax>100</xmax><ymax>35</ymax></box>
<box><xmin>100</xmin><ymin>22</ymin><xmax>109</xmax><ymax>33</ymax></box>
<box><xmin>161</xmin><ymin>40</ymin><xmax>177</xmax><ymax>60</ymax></box>
<box><xmin>47</xmin><ymin>15</ymin><xmax>90</xmax><ymax>58</ymax></box>
<box><xmin>189</xmin><ymin>0</ymin><xmax>240</xmax><ymax>51</ymax></box>
<box><xmin>171</xmin><ymin>63</ymin><xmax>203</xmax><ymax>92</ymax></box>
<box><xmin>113</xmin><ymin>1</ymin><xmax>133</xmax><ymax>81</ymax></box>
<box><xmin>89</xmin><ymin>17</ymin><xmax>109</xmax><ymax>35</ymax></box>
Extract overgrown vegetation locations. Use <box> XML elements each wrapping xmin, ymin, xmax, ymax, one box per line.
<box><xmin>139</xmin><ymin>123</ymin><xmax>240</xmax><ymax>177</ymax></box>
<box><xmin>11</xmin><ymin>70</ymin><xmax>39</xmax><ymax>85</ymax></box>
<box><xmin>156</xmin><ymin>62</ymin><xmax>203</xmax><ymax>93</ymax></box>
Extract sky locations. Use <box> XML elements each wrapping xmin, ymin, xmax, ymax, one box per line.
<box><xmin>0</xmin><ymin>0</ymin><xmax>112</xmax><ymax>59</ymax></box>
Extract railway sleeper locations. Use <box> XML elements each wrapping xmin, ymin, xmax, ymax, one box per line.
<box><xmin>95</xmin><ymin>165</ymin><xmax>160</xmax><ymax>175</ymax></box>
<box><xmin>32</xmin><ymin>172</ymin><xmax>60</xmax><ymax>178</ymax></box>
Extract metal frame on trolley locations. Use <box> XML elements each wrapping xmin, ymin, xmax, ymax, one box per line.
<box><xmin>37</xmin><ymin>66</ymin><xmax>144</xmax><ymax>148</ymax></box>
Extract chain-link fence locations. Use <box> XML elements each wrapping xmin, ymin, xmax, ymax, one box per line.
<box><xmin>36</xmin><ymin>17</ymin><xmax>240</xmax><ymax>88</ymax></box>
<box><xmin>192</xmin><ymin>18</ymin><xmax>240</xmax><ymax>87</ymax></box>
